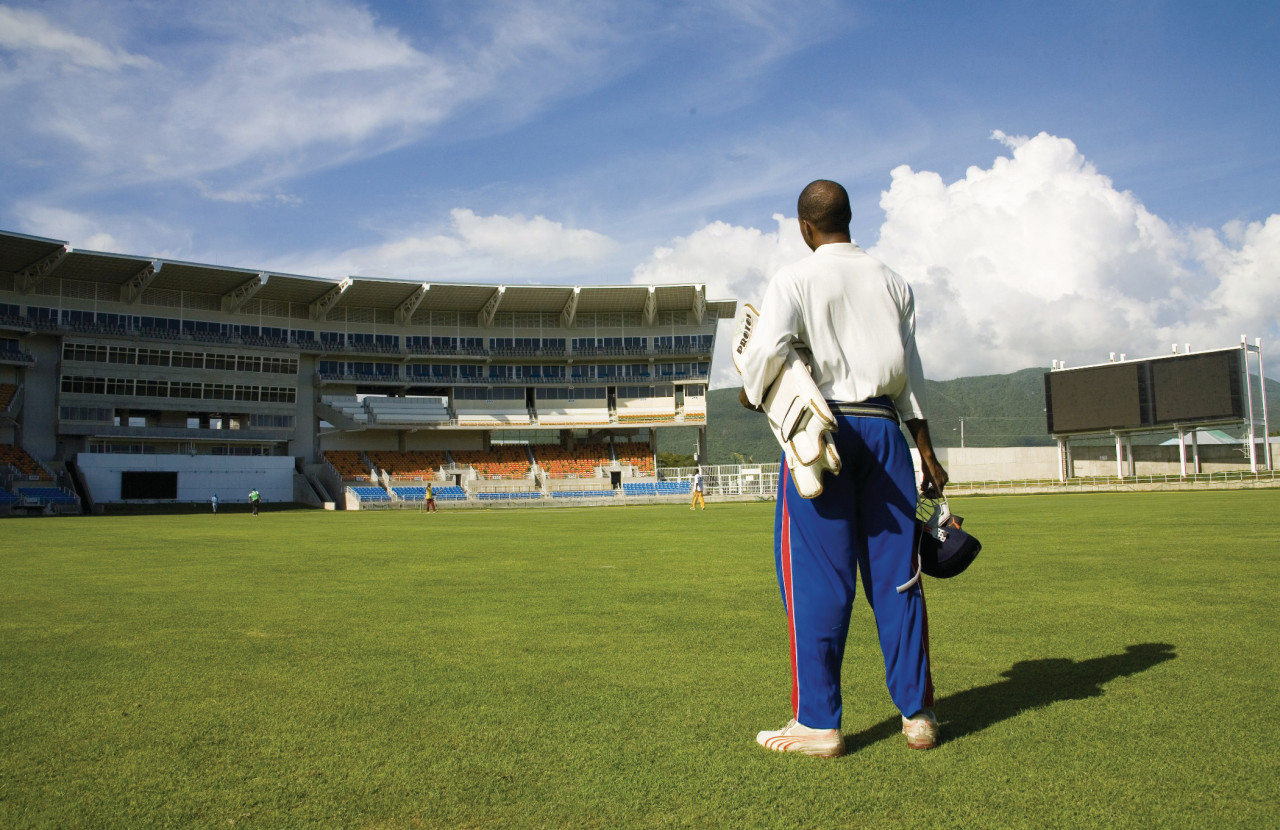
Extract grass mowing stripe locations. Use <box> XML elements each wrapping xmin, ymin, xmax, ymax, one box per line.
<box><xmin>1</xmin><ymin>493</ymin><xmax>1277</xmax><ymax>828</ymax></box>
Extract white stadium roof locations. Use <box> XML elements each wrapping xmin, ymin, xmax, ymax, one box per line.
<box><xmin>0</xmin><ymin>229</ymin><xmax>736</xmax><ymax>320</ymax></box>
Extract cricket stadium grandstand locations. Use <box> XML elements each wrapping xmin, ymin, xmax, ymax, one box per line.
<box><xmin>0</xmin><ymin>229</ymin><xmax>735</xmax><ymax>512</ymax></box>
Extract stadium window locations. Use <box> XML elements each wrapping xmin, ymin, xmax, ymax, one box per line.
<box><xmin>107</xmin><ymin>346</ymin><xmax>136</xmax><ymax>364</ymax></box>
<box><xmin>171</xmin><ymin>381</ymin><xmax>200</xmax><ymax>399</ymax></box>
<box><xmin>236</xmin><ymin>355</ymin><xmax>262</xmax><ymax>373</ymax></box>
<box><xmin>137</xmin><ymin>348</ymin><xmax>169</xmax><ymax>367</ymax></box>
<box><xmin>136</xmin><ymin>379</ymin><xmax>167</xmax><ymax>397</ymax></box>
<box><xmin>173</xmin><ymin>351</ymin><xmax>203</xmax><ymax>369</ymax></box>
<box><xmin>206</xmin><ymin>354</ymin><xmax>234</xmax><ymax>372</ymax></box>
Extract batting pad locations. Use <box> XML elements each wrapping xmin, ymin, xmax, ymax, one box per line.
<box><xmin>732</xmin><ymin>304</ymin><xmax>841</xmax><ymax>498</ymax></box>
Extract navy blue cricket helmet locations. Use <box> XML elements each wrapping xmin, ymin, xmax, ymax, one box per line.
<box><xmin>897</xmin><ymin>495</ymin><xmax>981</xmax><ymax>593</ymax></box>
<box><xmin>916</xmin><ymin>495</ymin><xmax>981</xmax><ymax>578</ymax></box>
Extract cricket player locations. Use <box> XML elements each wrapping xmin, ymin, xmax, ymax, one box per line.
<box><xmin>739</xmin><ymin>180</ymin><xmax>949</xmax><ymax>757</ymax></box>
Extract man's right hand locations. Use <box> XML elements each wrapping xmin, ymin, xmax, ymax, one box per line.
<box><xmin>739</xmin><ymin>388</ymin><xmax>763</xmax><ymax>413</ymax></box>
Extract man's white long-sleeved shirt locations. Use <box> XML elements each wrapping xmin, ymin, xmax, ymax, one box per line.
<box><xmin>739</xmin><ymin>242</ymin><xmax>927</xmax><ymax>421</ymax></box>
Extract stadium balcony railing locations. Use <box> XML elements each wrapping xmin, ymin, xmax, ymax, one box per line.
<box><xmin>0</xmin><ymin>347</ymin><xmax>35</xmax><ymax>366</ymax></box>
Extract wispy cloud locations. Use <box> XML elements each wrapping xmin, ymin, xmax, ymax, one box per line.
<box><xmin>0</xmin><ymin>5</ymin><xmax>153</xmax><ymax>70</ymax></box>
<box><xmin>257</xmin><ymin>208</ymin><xmax>616</xmax><ymax>281</ymax></box>
<box><xmin>0</xmin><ymin>0</ymin><xmax>638</xmax><ymax>200</ymax></box>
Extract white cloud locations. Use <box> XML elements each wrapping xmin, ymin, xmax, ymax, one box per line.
<box><xmin>0</xmin><ymin>0</ymin><xmax>631</xmax><ymax>200</ymax></box>
<box><xmin>13</xmin><ymin>203</ymin><xmax>190</xmax><ymax>258</ymax></box>
<box><xmin>869</xmin><ymin>131</ymin><xmax>1277</xmax><ymax>377</ymax></box>
<box><xmin>633</xmin><ymin>131</ymin><xmax>1280</xmax><ymax>386</ymax></box>
<box><xmin>632</xmin><ymin>216</ymin><xmax>809</xmax><ymax>388</ymax></box>
<box><xmin>259</xmin><ymin>208</ymin><xmax>617</xmax><ymax>280</ymax></box>
<box><xmin>0</xmin><ymin>5</ymin><xmax>153</xmax><ymax>70</ymax></box>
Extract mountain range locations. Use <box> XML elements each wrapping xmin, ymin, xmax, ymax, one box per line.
<box><xmin>658</xmin><ymin>368</ymin><xmax>1280</xmax><ymax>466</ymax></box>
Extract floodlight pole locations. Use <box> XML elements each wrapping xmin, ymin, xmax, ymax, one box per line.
<box><xmin>1242</xmin><ymin>337</ymin><xmax>1258</xmax><ymax>473</ymax></box>
<box><xmin>1258</xmin><ymin>338</ymin><xmax>1272</xmax><ymax>471</ymax></box>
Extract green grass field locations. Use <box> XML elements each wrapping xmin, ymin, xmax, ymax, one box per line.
<box><xmin>2</xmin><ymin>492</ymin><xmax>1278</xmax><ymax>828</ymax></box>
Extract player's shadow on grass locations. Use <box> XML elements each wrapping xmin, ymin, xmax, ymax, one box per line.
<box><xmin>844</xmin><ymin>642</ymin><xmax>1177</xmax><ymax>751</ymax></box>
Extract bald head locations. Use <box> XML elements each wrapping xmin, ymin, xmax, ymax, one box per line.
<box><xmin>797</xmin><ymin>180</ymin><xmax>852</xmax><ymax>235</ymax></box>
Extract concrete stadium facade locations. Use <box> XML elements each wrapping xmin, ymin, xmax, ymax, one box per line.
<box><xmin>0</xmin><ymin>230</ymin><xmax>735</xmax><ymax>508</ymax></box>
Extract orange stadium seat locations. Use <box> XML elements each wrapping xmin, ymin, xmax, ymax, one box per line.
<box><xmin>0</xmin><ymin>384</ymin><xmax>17</xmax><ymax>409</ymax></box>
<box><xmin>367</xmin><ymin>450</ymin><xmax>449</xmax><ymax>480</ymax></box>
<box><xmin>614</xmin><ymin>442</ymin><xmax>656</xmax><ymax>475</ymax></box>
<box><xmin>535</xmin><ymin>443</ymin><xmax>612</xmax><ymax>478</ymax></box>
<box><xmin>453</xmin><ymin>448</ymin><xmax>531</xmax><ymax>479</ymax></box>
<box><xmin>324</xmin><ymin>450</ymin><xmax>372</xmax><ymax>481</ymax></box>
<box><xmin>0</xmin><ymin>444</ymin><xmax>52</xmax><ymax>480</ymax></box>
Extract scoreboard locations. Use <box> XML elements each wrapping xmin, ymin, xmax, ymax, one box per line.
<box><xmin>1045</xmin><ymin>348</ymin><xmax>1243</xmax><ymax>435</ymax></box>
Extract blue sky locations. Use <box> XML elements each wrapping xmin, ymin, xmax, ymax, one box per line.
<box><xmin>2</xmin><ymin>0</ymin><xmax>1277</xmax><ymax>383</ymax></box>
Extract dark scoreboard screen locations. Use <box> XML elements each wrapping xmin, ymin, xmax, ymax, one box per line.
<box><xmin>1045</xmin><ymin>348</ymin><xmax>1245</xmax><ymax>435</ymax></box>
<box><xmin>1151</xmin><ymin>350</ymin><xmax>1243</xmax><ymax>423</ymax></box>
<box><xmin>1044</xmin><ymin>363</ymin><xmax>1144</xmax><ymax>434</ymax></box>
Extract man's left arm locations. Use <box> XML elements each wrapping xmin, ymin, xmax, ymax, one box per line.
<box><xmin>905</xmin><ymin>418</ymin><xmax>948</xmax><ymax>497</ymax></box>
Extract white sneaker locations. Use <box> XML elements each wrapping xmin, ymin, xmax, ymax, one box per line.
<box><xmin>902</xmin><ymin>709</ymin><xmax>939</xmax><ymax>750</ymax></box>
<box><xmin>756</xmin><ymin>718</ymin><xmax>845</xmax><ymax>757</ymax></box>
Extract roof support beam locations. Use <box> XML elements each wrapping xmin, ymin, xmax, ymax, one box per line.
<box><xmin>692</xmin><ymin>284</ymin><xmax>706</xmax><ymax>324</ymax></box>
<box><xmin>310</xmin><ymin>277</ymin><xmax>352</xmax><ymax>321</ymax></box>
<box><xmin>644</xmin><ymin>285</ymin><xmax>658</xmax><ymax>325</ymax></box>
<box><xmin>16</xmin><ymin>245</ymin><xmax>71</xmax><ymax>294</ymax></box>
<box><xmin>119</xmin><ymin>261</ymin><xmax>160</xmax><ymax>304</ymax></box>
<box><xmin>221</xmin><ymin>273</ymin><xmax>266</xmax><ymax>314</ymax></box>
<box><xmin>479</xmin><ymin>285</ymin><xmax>505</xmax><ymax>327</ymax></box>
<box><xmin>396</xmin><ymin>283</ymin><xmax>429</xmax><ymax>326</ymax></box>
<box><xmin>561</xmin><ymin>286</ymin><xmax>580</xmax><ymax>329</ymax></box>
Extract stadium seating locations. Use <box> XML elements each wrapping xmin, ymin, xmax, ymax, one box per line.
<box><xmin>15</xmin><ymin>486</ymin><xmax>77</xmax><ymax>505</ymax></box>
<box><xmin>535</xmin><ymin>443</ymin><xmax>612</xmax><ymax>478</ymax></box>
<box><xmin>622</xmin><ymin>481</ymin><xmax>690</xmax><ymax>497</ymax></box>
<box><xmin>324</xmin><ymin>450</ymin><xmax>373</xmax><ymax>481</ymax></box>
<box><xmin>368</xmin><ymin>450</ymin><xmax>449</xmax><ymax>480</ymax></box>
<box><xmin>613</xmin><ymin>442</ymin><xmax>656</xmax><ymax>474</ymax></box>
<box><xmin>476</xmin><ymin>491</ymin><xmax>543</xmax><ymax>501</ymax></box>
<box><xmin>0</xmin><ymin>488</ymin><xmax>19</xmax><ymax>504</ymax></box>
<box><xmin>433</xmin><ymin>486</ymin><xmax>466</xmax><ymax>501</ymax></box>
<box><xmin>319</xmin><ymin>395</ymin><xmax>369</xmax><ymax>426</ymax></box>
<box><xmin>365</xmin><ymin>396</ymin><xmax>450</xmax><ymax>426</ymax></box>
<box><xmin>0</xmin><ymin>444</ymin><xmax>52</xmax><ymax>480</ymax></box>
<box><xmin>550</xmin><ymin>489</ymin><xmax>616</xmax><ymax>499</ymax></box>
<box><xmin>350</xmin><ymin>486</ymin><xmax>390</xmax><ymax>503</ymax></box>
<box><xmin>453</xmin><ymin>448</ymin><xmax>531</xmax><ymax>479</ymax></box>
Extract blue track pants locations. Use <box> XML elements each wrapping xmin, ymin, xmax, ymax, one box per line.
<box><xmin>773</xmin><ymin>403</ymin><xmax>933</xmax><ymax>729</ymax></box>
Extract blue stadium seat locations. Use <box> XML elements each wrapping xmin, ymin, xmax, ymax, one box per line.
<box><xmin>477</xmin><ymin>491</ymin><xmax>542</xmax><ymax>501</ymax></box>
<box><xmin>15</xmin><ymin>487</ymin><xmax>77</xmax><ymax>505</ymax></box>
<box><xmin>434</xmin><ymin>486</ymin><xmax>466</xmax><ymax>501</ymax></box>
<box><xmin>351</xmin><ymin>486</ymin><xmax>390</xmax><ymax>502</ymax></box>
<box><xmin>551</xmin><ymin>490</ymin><xmax>617</xmax><ymax>499</ymax></box>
